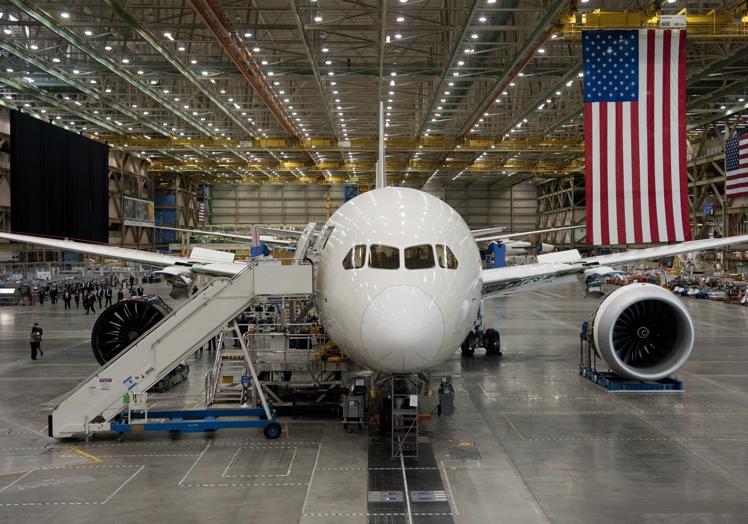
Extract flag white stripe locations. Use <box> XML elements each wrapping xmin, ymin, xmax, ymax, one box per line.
<box><xmin>622</xmin><ymin>102</ymin><xmax>634</xmax><ymax>243</ymax></box>
<box><xmin>670</xmin><ymin>33</ymin><xmax>684</xmax><ymax>241</ymax></box>
<box><xmin>727</xmin><ymin>167</ymin><xmax>748</xmax><ymax>177</ymax></box>
<box><xmin>592</xmin><ymin>104</ymin><xmax>601</xmax><ymax>245</ymax></box>
<box><xmin>639</xmin><ymin>30</ymin><xmax>651</xmax><ymax>243</ymax></box>
<box><xmin>726</xmin><ymin>175</ymin><xmax>748</xmax><ymax>186</ymax></box>
<box><xmin>607</xmin><ymin>102</ymin><xmax>618</xmax><ymax>244</ymax></box>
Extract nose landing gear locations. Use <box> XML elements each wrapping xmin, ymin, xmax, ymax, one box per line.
<box><xmin>461</xmin><ymin>328</ymin><xmax>502</xmax><ymax>357</ymax></box>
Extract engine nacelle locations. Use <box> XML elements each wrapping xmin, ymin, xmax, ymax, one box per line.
<box><xmin>590</xmin><ymin>283</ymin><xmax>694</xmax><ymax>381</ymax></box>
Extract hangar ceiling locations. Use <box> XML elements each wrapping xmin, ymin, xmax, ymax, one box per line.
<box><xmin>0</xmin><ymin>0</ymin><xmax>747</xmax><ymax>188</ymax></box>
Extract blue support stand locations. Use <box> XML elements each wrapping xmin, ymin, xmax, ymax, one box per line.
<box><xmin>111</xmin><ymin>406</ymin><xmax>280</xmax><ymax>438</ymax></box>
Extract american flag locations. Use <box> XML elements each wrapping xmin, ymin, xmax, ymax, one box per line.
<box><xmin>725</xmin><ymin>132</ymin><xmax>748</xmax><ymax>199</ymax></box>
<box><xmin>583</xmin><ymin>29</ymin><xmax>691</xmax><ymax>245</ymax></box>
<box><xmin>197</xmin><ymin>201</ymin><xmax>206</xmax><ymax>225</ymax></box>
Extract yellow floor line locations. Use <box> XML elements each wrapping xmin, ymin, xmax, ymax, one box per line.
<box><xmin>503</xmin><ymin>414</ymin><xmax>526</xmax><ymax>441</ymax></box>
<box><xmin>73</xmin><ymin>447</ymin><xmax>102</xmax><ymax>464</ymax></box>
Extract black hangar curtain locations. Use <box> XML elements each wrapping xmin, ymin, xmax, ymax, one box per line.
<box><xmin>10</xmin><ymin>110</ymin><xmax>108</xmax><ymax>243</ymax></box>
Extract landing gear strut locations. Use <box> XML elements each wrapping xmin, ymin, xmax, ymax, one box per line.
<box><xmin>461</xmin><ymin>328</ymin><xmax>502</xmax><ymax>357</ymax></box>
<box><xmin>461</xmin><ymin>300</ymin><xmax>502</xmax><ymax>357</ymax></box>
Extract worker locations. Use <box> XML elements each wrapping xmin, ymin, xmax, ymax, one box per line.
<box><xmin>117</xmin><ymin>288</ymin><xmax>124</xmax><ymax>302</ymax></box>
<box><xmin>105</xmin><ymin>287</ymin><xmax>113</xmax><ymax>307</ymax></box>
<box><xmin>38</xmin><ymin>288</ymin><xmax>45</xmax><ymax>305</ymax></box>
<box><xmin>74</xmin><ymin>289</ymin><xmax>80</xmax><ymax>308</ymax></box>
<box><xmin>97</xmin><ymin>287</ymin><xmax>103</xmax><ymax>309</ymax></box>
<box><xmin>62</xmin><ymin>289</ymin><xmax>71</xmax><ymax>310</ymax></box>
<box><xmin>29</xmin><ymin>322</ymin><xmax>43</xmax><ymax>360</ymax></box>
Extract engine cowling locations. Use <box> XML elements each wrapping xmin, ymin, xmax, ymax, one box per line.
<box><xmin>590</xmin><ymin>283</ymin><xmax>694</xmax><ymax>381</ymax></box>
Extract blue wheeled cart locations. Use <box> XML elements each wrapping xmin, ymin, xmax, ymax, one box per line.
<box><xmin>111</xmin><ymin>406</ymin><xmax>281</xmax><ymax>440</ymax></box>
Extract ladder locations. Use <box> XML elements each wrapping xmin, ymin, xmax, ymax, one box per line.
<box><xmin>392</xmin><ymin>374</ymin><xmax>419</xmax><ymax>459</ymax></box>
<box><xmin>49</xmin><ymin>262</ymin><xmax>313</xmax><ymax>438</ymax></box>
<box><xmin>206</xmin><ymin>335</ymin><xmax>250</xmax><ymax>406</ymax></box>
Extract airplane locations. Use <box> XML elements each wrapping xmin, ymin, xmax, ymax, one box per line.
<box><xmin>1</xmin><ymin>108</ymin><xmax>747</xmax><ymax>383</ymax></box>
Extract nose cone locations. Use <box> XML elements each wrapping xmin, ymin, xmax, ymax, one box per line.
<box><xmin>361</xmin><ymin>285</ymin><xmax>445</xmax><ymax>373</ymax></box>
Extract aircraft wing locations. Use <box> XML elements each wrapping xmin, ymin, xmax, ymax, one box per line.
<box><xmin>475</xmin><ymin>225</ymin><xmax>584</xmax><ymax>243</ymax></box>
<box><xmin>153</xmin><ymin>226</ymin><xmax>294</xmax><ymax>246</ymax></box>
<box><xmin>481</xmin><ymin>234</ymin><xmax>748</xmax><ymax>297</ymax></box>
<box><xmin>0</xmin><ymin>232</ymin><xmax>186</xmax><ymax>267</ymax></box>
<box><xmin>470</xmin><ymin>226</ymin><xmax>506</xmax><ymax>237</ymax></box>
<box><xmin>0</xmin><ymin>232</ymin><xmax>244</xmax><ymax>277</ymax></box>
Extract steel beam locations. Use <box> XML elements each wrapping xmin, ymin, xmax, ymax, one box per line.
<box><xmin>8</xmin><ymin>0</ymin><xmax>214</xmax><ymax>137</ymax></box>
<box><xmin>189</xmin><ymin>0</ymin><xmax>301</xmax><ymax>140</ymax></box>
<box><xmin>458</xmin><ymin>0</ymin><xmax>571</xmax><ymax>137</ymax></box>
<box><xmin>416</xmin><ymin>0</ymin><xmax>480</xmax><ymax>137</ymax></box>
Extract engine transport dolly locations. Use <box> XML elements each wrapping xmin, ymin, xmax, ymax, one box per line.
<box><xmin>578</xmin><ymin>321</ymin><xmax>685</xmax><ymax>392</ymax></box>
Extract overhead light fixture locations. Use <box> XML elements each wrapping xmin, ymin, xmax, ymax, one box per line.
<box><xmin>121</xmin><ymin>58</ymin><xmax>129</xmax><ymax>63</ymax></box>
<box><xmin>84</xmin><ymin>30</ymin><xmax>93</xmax><ymax>36</ymax></box>
<box><xmin>244</xmin><ymin>32</ymin><xmax>252</xmax><ymax>38</ymax></box>
<box><xmin>314</xmin><ymin>15</ymin><xmax>323</xmax><ymax>22</ymax></box>
<box><xmin>253</xmin><ymin>47</ymin><xmax>261</xmax><ymax>53</ymax></box>
<box><xmin>60</xmin><ymin>12</ymin><xmax>70</xmax><ymax>19</ymax></box>
<box><xmin>396</xmin><ymin>16</ymin><xmax>405</xmax><ymax>22</ymax></box>
<box><xmin>163</xmin><ymin>32</ymin><xmax>174</xmax><ymax>41</ymax></box>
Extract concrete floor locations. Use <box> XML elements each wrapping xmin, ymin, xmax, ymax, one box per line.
<box><xmin>0</xmin><ymin>281</ymin><xmax>747</xmax><ymax>523</ymax></box>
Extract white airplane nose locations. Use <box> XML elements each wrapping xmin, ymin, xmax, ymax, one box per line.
<box><xmin>361</xmin><ymin>285</ymin><xmax>445</xmax><ymax>373</ymax></box>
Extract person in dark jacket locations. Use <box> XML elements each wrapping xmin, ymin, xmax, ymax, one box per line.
<box><xmin>74</xmin><ymin>290</ymin><xmax>80</xmax><ymax>308</ymax></box>
<box><xmin>117</xmin><ymin>288</ymin><xmax>124</xmax><ymax>302</ymax></box>
<box><xmin>97</xmin><ymin>287</ymin><xmax>103</xmax><ymax>308</ymax></box>
<box><xmin>105</xmin><ymin>287</ymin><xmax>112</xmax><ymax>307</ymax></box>
<box><xmin>63</xmin><ymin>289</ymin><xmax>71</xmax><ymax>310</ymax></box>
<box><xmin>30</xmin><ymin>323</ymin><xmax>43</xmax><ymax>360</ymax></box>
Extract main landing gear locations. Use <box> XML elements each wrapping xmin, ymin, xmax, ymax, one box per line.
<box><xmin>461</xmin><ymin>328</ymin><xmax>502</xmax><ymax>357</ymax></box>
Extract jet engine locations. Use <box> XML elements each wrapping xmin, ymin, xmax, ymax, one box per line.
<box><xmin>91</xmin><ymin>297</ymin><xmax>172</xmax><ymax>364</ymax></box>
<box><xmin>589</xmin><ymin>283</ymin><xmax>694</xmax><ymax>381</ymax></box>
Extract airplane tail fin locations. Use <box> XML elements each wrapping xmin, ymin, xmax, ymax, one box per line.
<box><xmin>375</xmin><ymin>100</ymin><xmax>386</xmax><ymax>189</ymax></box>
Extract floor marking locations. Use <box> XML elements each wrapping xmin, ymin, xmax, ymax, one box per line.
<box><xmin>0</xmin><ymin>469</ymin><xmax>34</xmax><ymax>493</ymax></box>
<box><xmin>73</xmin><ymin>447</ymin><xmax>102</xmax><ymax>464</ymax></box>
<box><xmin>179</xmin><ymin>481</ymin><xmax>308</xmax><ymax>488</ymax></box>
<box><xmin>101</xmin><ymin>465</ymin><xmax>145</xmax><ymax>504</ymax></box>
<box><xmin>503</xmin><ymin>414</ymin><xmax>526</xmax><ymax>440</ymax></box>
<box><xmin>220</xmin><ymin>448</ymin><xmax>241</xmax><ymax>478</ymax></box>
<box><xmin>222</xmin><ymin>447</ymin><xmax>297</xmax><ymax>478</ymax></box>
<box><xmin>438</xmin><ymin>460</ymin><xmax>461</xmax><ymax>516</ymax></box>
<box><xmin>178</xmin><ymin>441</ymin><xmax>211</xmax><ymax>486</ymax></box>
<box><xmin>399</xmin><ymin>454</ymin><xmax>414</xmax><ymax>524</ymax></box>
<box><xmin>478</xmin><ymin>382</ymin><xmax>492</xmax><ymax>400</ymax></box>
<box><xmin>301</xmin><ymin>442</ymin><xmax>322</xmax><ymax>514</ymax></box>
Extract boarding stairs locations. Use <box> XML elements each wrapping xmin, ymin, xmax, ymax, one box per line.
<box><xmin>49</xmin><ymin>261</ymin><xmax>313</xmax><ymax>438</ymax></box>
<box><xmin>205</xmin><ymin>330</ymin><xmax>251</xmax><ymax>406</ymax></box>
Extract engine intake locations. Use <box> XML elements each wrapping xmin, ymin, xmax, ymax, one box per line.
<box><xmin>590</xmin><ymin>283</ymin><xmax>694</xmax><ymax>381</ymax></box>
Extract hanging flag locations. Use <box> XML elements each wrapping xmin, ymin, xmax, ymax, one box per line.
<box><xmin>725</xmin><ymin>132</ymin><xmax>748</xmax><ymax>199</ymax></box>
<box><xmin>583</xmin><ymin>29</ymin><xmax>691</xmax><ymax>245</ymax></box>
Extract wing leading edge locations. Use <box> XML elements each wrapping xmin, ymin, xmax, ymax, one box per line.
<box><xmin>481</xmin><ymin>234</ymin><xmax>748</xmax><ymax>297</ymax></box>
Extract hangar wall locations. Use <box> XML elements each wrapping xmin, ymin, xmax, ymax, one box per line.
<box><xmin>208</xmin><ymin>181</ymin><xmax>537</xmax><ymax>231</ymax></box>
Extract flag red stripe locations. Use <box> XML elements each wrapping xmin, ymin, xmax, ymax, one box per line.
<box><xmin>646</xmin><ymin>30</ymin><xmax>658</xmax><ymax>243</ymax></box>
<box><xmin>727</xmin><ymin>181</ymin><xmax>748</xmax><ymax>190</ymax></box>
<box><xmin>661</xmin><ymin>30</ymin><xmax>676</xmax><ymax>242</ymax></box>
<box><xmin>615</xmin><ymin>102</ymin><xmax>626</xmax><ymax>243</ymax></box>
<box><xmin>678</xmin><ymin>30</ymin><xmax>691</xmax><ymax>239</ymax></box>
<box><xmin>584</xmin><ymin>105</ymin><xmax>594</xmax><ymax>243</ymax></box>
<box><xmin>631</xmin><ymin>102</ymin><xmax>642</xmax><ymax>243</ymax></box>
<box><xmin>600</xmin><ymin>103</ymin><xmax>609</xmax><ymax>245</ymax></box>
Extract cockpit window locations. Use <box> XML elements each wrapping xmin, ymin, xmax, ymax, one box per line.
<box><xmin>369</xmin><ymin>244</ymin><xmax>400</xmax><ymax>270</ymax></box>
<box><xmin>342</xmin><ymin>244</ymin><xmax>366</xmax><ymax>269</ymax></box>
<box><xmin>435</xmin><ymin>244</ymin><xmax>458</xmax><ymax>269</ymax></box>
<box><xmin>404</xmin><ymin>244</ymin><xmax>435</xmax><ymax>270</ymax></box>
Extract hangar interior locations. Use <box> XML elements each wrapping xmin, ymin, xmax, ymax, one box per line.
<box><xmin>0</xmin><ymin>1</ymin><xmax>748</xmax><ymax>523</ymax></box>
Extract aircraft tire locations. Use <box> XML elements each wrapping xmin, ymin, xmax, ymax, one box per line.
<box><xmin>484</xmin><ymin>329</ymin><xmax>502</xmax><ymax>356</ymax></box>
<box><xmin>461</xmin><ymin>332</ymin><xmax>477</xmax><ymax>356</ymax></box>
